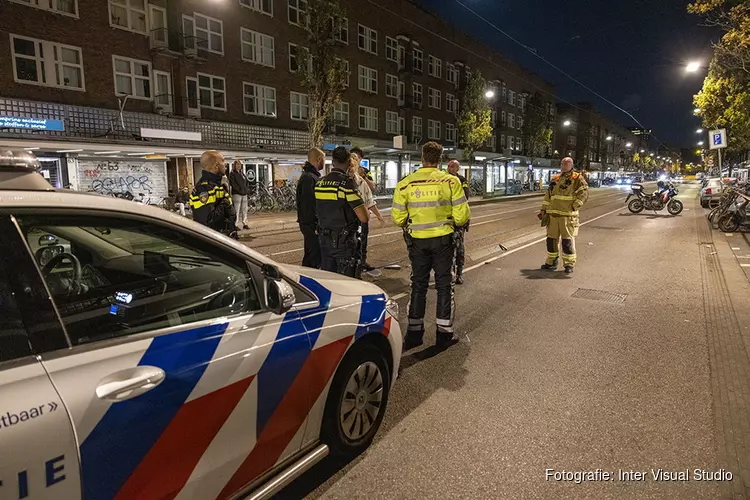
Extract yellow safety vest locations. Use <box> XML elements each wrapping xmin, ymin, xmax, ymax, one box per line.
<box><xmin>392</xmin><ymin>167</ymin><xmax>471</xmax><ymax>239</ymax></box>
<box><xmin>541</xmin><ymin>171</ymin><xmax>588</xmax><ymax>217</ymax></box>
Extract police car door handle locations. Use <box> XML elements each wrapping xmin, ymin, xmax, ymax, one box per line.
<box><xmin>95</xmin><ymin>366</ymin><xmax>166</xmax><ymax>402</ymax></box>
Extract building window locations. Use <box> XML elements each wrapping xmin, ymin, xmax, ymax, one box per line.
<box><xmin>428</xmin><ymin>88</ymin><xmax>441</xmax><ymax>109</ymax></box>
<box><xmin>445</xmin><ymin>123</ymin><xmax>456</xmax><ymax>142</ymax></box>
<box><xmin>358</xmin><ymin>24</ymin><xmax>377</xmax><ymax>55</ymax></box>
<box><xmin>428</xmin><ymin>119</ymin><xmax>441</xmax><ymax>140</ymax></box>
<box><xmin>359</xmin><ymin>106</ymin><xmax>378</xmax><ymax>131</ymax></box>
<box><xmin>508</xmin><ymin>113</ymin><xmax>515</xmax><ymax>129</ymax></box>
<box><xmin>153</xmin><ymin>70</ymin><xmax>172</xmax><ymax>112</ymax></box>
<box><xmin>288</xmin><ymin>0</ymin><xmax>308</xmax><ymax>26</ymax></box>
<box><xmin>109</xmin><ymin>0</ymin><xmax>146</xmax><ymax>34</ymax></box>
<box><xmin>567</xmin><ymin>135</ymin><xmax>576</xmax><ymax>146</ymax></box>
<box><xmin>412</xmin><ymin>116</ymin><xmax>423</xmax><ymax>139</ymax></box>
<box><xmin>501</xmin><ymin>111</ymin><xmax>507</xmax><ymax>126</ymax></box>
<box><xmin>519</xmin><ymin>94</ymin><xmax>526</xmax><ymax>111</ymax></box>
<box><xmin>113</xmin><ymin>56</ymin><xmax>151</xmax><ymax>99</ymax></box>
<box><xmin>412</xmin><ymin>47</ymin><xmax>423</xmax><ymax>72</ymax></box>
<box><xmin>517</xmin><ymin>137</ymin><xmax>523</xmax><ymax>151</ymax></box>
<box><xmin>428</xmin><ymin>55</ymin><xmax>442</xmax><ymax>78</ymax></box>
<box><xmin>386</xmin><ymin>110</ymin><xmax>400</xmax><ymax>135</ymax></box>
<box><xmin>11</xmin><ymin>35</ymin><xmax>84</xmax><ymax>90</ymax></box>
<box><xmin>446</xmin><ymin>93</ymin><xmax>457</xmax><ymax>114</ymax></box>
<box><xmin>491</xmin><ymin>110</ymin><xmax>497</xmax><ymax>127</ymax></box>
<box><xmin>194</xmin><ymin>13</ymin><xmax>224</xmax><ymax>54</ymax></box>
<box><xmin>240</xmin><ymin>0</ymin><xmax>273</xmax><ymax>16</ymax></box>
<box><xmin>333</xmin><ymin>101</ymin><xmax>349</xmax><ymax>127</ymax></box>
<box><xmin>509</xmin><ymin>89</ymin><xmax>516</xmax><ymax>107</ymax></box>
<box><xmin>10</xmin><ymin>0</ymin><xmax>77</xmax><ymax>16</ymax></box>
<box><xmin>243</xmin><ymin>82</ymin><xmax>276</xmax><ymax>117</ymax></box>
<box><xmin>413</xmin><ymin>82</ymin><xmax>423</xmax><ymax>108</ymax></box>
<box><xmin>446</xmin><ymin>63</ymin><xmax>458</xmax><ymax>85</ymax></box>
<box><xmin>290</xmin><ymin>91</ymin><xmax>309</xmax><ymax>120</ymax></box>
<box><xmin>197</xmin><ymin>73</ymin><xmax>226</xmax><ymax>110</ymax></box>
<box><xmin>508</xmin><ymin>136</ymin><xmax>515</xmax><ymax>150</ymax></box>
<box><xmin>288</xmin><ymin>43</ymin><xmax>310</xmax><ymax>73</ymax></box>
<box><xmin>358</xmin><ymin>65</ymin><xmax>377</xmax><ymax>94</ymax></box>
<box><xmin>488</xmin><ymin>135</ymin><xmax>496</xmax><ymax>150</ymax></box>
<box><xmin>240</xmin><ymin>28</ymin><xmax>275</xmax><ymax>67</ymax></box>
<box><xmin>385</xmin><ymin>74</ymin><xmax>399</xmax><ymax>99</ymax></box>
<box><xmin>518</xmin><ymin>116</ymin><xmax>523</xmax><ymax>130</ymax></box>
<box><xmin>399</xmin><ymin>116</ymin><xmax>406</xmax><ymax>134</ymax></box>
<box><xmin>339</xmin><ymin>58</ymin><xmax>349</xmax><ymax>88</ymax></box>
<box><xmin>397</xmin><ymin>44</ymin><xmax>406</xmax><ymax>69</ymax></box>
<box><xmin>333</xmin><ymin>17</ymin><xmax>348</xmax><ymax>43</ymax></box>
<box><xmin>398</xmin><ymin>80</ymin><xmax>405</xmax><ymax>105</ymax></box>
<box><xmin>501</xmin><ymin>134</ymin><xmax>506</xmax><ymax>148</ymax></box>
<box><xmin>386</xmin><ymin>37</ymin><xmax>399</xmax><ymax>62</ymax></box>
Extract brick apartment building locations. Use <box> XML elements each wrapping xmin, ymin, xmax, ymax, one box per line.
<box><xmin>554</xmin><ymin>102</ymin><xmax>639</xmax><ymax>174</ymax></box>
<box><xmin>0</xmin><ymin>0</ymin><xmax>555</xmax><ymax>198</ymax></box>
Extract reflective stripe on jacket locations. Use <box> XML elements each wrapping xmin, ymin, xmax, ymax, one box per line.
<box><xmin>541</xmin><ymin>171</ymin><xmax>588</xmax><ymax>217</ymax></box>
<box><xmin>392</xmin><ymin>167</ymin><xmax>471</xmax><ymax>239</ymax></box>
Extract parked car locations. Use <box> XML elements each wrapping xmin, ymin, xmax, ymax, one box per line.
<box><xmin>0</xmin><ymin>150</ymin><xmax>402</xmax><ymax>500</ymax></box>
<box><xmin>701</xmin><ymin>177</ymin><xmax>725</xmax><ymax>208</ymax></box>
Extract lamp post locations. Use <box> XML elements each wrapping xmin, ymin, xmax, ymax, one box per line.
<box><xmin>686</xmin><ymin>61</ymin><xmax>701</xmax><ymax>73</ymax></box>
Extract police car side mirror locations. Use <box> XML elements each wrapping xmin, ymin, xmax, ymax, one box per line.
<box><xmin>266</xmin><ymin>278</ymin><xmax>295</xmax><ymax>316</ymax></box>
<box><xmin>261</xmin><ymin>263</ymin><xmax>283</xmax><ymax>280</ymax></box>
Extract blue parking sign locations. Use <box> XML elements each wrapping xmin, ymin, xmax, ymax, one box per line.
<box><xmin>713</xmin><ymin>133</ymin><xmax>722</xmax><ymax>146</ymax></box>
<box><xmin>709</xmin><ymin>128</ymin><xmax>727</xmax><ymax>150</ymax></box>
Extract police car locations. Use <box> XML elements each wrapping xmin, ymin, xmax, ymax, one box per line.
<box><xmin>0</xmin><ymin>151</ymin><xmax>401</xmax><ymax>499</ymax></box>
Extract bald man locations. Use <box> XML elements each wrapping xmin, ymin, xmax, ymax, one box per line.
<box><xmin>190</xmin><ymin>150</ymin><xmax>238</xmax><ymax>239</ymax></box>
<box><xmin>539</xmin><ymin>157</ymin><xmax>588</xmax><ymax>273</ymax></box>
<box><xmin>296</xmin><ymin>148</ymin><xmax>325</xmax><ymax>268</ymax></box>
<box><xmin>447</xmin><ymin>160</ymin><xmax>471</xmax><ymax>283</ymax></box>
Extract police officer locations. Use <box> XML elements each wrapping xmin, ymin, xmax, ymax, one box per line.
<box><xmin>190</xmin><ymin>150</ymin><xmax>238</xmax><ymax>239</ymax></box>
<box><xmin>392</xmin><ymin>142</ymin><xmax>471</xmax><ymax>350</ymax></box>
<box><xmin>446</xmin><ymin>159</ymin><xmax>471</xmax><ymax>284</ymax></box>
<box><xmin>315</xmin><ymin>147</ymin><xmax>370</xmax><ymax>277</ymax></box>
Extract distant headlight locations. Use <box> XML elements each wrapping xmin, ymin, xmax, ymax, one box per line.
<box><xmin>386</xmin><ymin>298</ymin><xmax>399</xmax><ymax>319</ymax></box>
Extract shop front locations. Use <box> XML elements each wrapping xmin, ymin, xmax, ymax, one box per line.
<box><xmin>74</xmin><ymin>156</ymin><xmax>169</xmax><ymax>203</ymax></box>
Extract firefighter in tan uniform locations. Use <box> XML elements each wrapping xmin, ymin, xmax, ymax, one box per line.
<box><xmin>539</xmin><ymin>157</ymin><xmax>588</xmax><ymax>274</ymax></box>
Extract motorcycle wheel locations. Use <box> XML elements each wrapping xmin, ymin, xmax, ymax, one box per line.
<box><xmin>667</xmin><ymin>200</ymin><xmax>683</xmax><ymax>216</ymax></box>
<box><xmin>628</xmin><ymin>199</ymin><xmax>645</xmax><ymax>213</ymax></box>
<box><xmin>718</xmin><ymin>213</ymin><xmax>740</xmax><ymax>233</ymax></box>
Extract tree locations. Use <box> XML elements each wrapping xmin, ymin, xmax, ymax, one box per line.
<box><xmin>521</xmin><ymin>92</ymin><xmax>553</xmax><ymax>164</ymax></box>
<box><xmin>688</xmin><ymin>0</ymin><xmax>750</xmax><ymax>75</ymax></box>
<box><xmin>297</xmin><ymin>0</ymin><xmax>349</xmax><ymax>149</ymax></box>
<box><xmin>458</xmin><ymin>70</ymin><xmax>493</xmax><ymax>161</ymax></box>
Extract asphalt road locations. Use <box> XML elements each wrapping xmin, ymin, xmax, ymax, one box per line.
<box><xmin>260</xmin><ymin>183</ymin><xmax>729</xmax><ymax>499</ymax></box>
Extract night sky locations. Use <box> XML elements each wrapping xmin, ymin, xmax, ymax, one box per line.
<box><xmin>415</xmin><ymin>0</ymin><xmax>721</xmax><ymax>149</ymax></box>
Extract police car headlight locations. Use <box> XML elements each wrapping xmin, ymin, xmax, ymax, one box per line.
<box><xmin>386</xmin><ymin>298</ymin><xmax>399</xmax><ymax>319</ymax></box>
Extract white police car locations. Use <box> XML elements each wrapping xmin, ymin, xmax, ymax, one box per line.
<box><xmin>0</xmin><ymin>151</ymin><xmax>401</xmax><ymax>499</ymax></box>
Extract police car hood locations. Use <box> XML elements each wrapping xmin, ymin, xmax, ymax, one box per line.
<box><xmin>284</xmin><ymin>265</ymin><xmax>387</xmax><ymax>297</ymax></box>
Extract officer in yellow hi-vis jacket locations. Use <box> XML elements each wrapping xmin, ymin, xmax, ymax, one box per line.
<box><xmin>190</xmin><ymin>150</ymin><xmax>238</xmax><ymax>239</ymax></box>
<box><xmin>392</xmin><ymin>142</ymin><xmax>471</xmax><ymax>350</ymax></box>
<box><xmin>539</xmin><ymin>157</ymin><xmax>588</xmax><ymax>274</ymax></box>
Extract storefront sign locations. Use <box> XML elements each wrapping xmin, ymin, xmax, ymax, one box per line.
<box><xmin>0</xmin><ymin>116</ymin><xmax>65</xmax><ymax>131</ymax></box>
<box><xmin>140</xmin><ymin>128</ymin><xmax>202</xmax><ymax>142</ymax></box>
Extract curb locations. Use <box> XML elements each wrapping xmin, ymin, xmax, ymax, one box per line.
<box><xmin>239</xmin><ymin>192</ymin><xmax>546</xmax><ymax>238</ymax></box>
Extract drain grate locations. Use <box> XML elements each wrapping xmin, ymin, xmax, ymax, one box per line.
<box><xmin>571</xmin><ymin>288</ymin><xmax>627</xmax><ymax>304</ymax></box>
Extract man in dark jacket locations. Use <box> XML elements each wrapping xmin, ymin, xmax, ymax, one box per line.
<box><xmin>229</xmin><ymin>160</ymin><xmax>250</xmax><ymax>230</ymax></box>
<box><xmin>297</xmin><ymin>148</ymin><xmax>324</xmax><ymax>268</ymax></box>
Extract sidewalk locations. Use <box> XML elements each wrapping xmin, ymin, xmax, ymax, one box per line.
<box><xmin>238</xmin><ymin>191</ymin><xmax>545</xmax><ymax>237</ymax></box>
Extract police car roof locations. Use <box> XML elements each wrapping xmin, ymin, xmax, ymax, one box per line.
<box><xmin>0</xmin><ymin>149</ymin><xmax>54</xmax><ymax>191</ymax></box>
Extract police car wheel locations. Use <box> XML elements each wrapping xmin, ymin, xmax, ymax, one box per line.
<box><xmin>322</xmin><ymin>343</ymin><xmax>391</xmax><ymax>456</ymax></box>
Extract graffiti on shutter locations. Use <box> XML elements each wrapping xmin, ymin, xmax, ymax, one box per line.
<box><xmin>77</xmin><ymin>160</ymin><xmax>168</xmax><ymax>202</ymax></box>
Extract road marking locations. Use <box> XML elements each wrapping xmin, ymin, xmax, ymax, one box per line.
<box><xmin>462</xmin><ymin>206</ymin><xmax>625</xmax><ymax>274</ymax></box>
<box><xmin>265</xmin><ymin>192</ymin><xmax>626</xmax><ymax>257</ymax></box>
<box><xmin>737</xmin><ymin>256</ymin><xmax>750</xmax><ymax>259</ymax></box>
<box><xmin>732</xmin><ymin>247</ymin><xmax>741</xmax><ymax>250</ymax></box>
<box><xmin>741</xmin><ymin>264</ymin><xmax>750</xmax><ymax>268</ymax></box>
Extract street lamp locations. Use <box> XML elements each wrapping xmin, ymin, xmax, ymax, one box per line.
<box><xmin>640</xmin><ymin>149</ymin><xmax>645</xmax><ymax>153</ymax></box>
<box><xmin>694</xmin><ymin>108</ymin><xmax>701</xmax><ymax>114</ymax></box>
<box><xmin>606</xmin><ymin>136</ymin><xmax>613</xmax><ymax>141</ymax></box>
<box><xmin>686</xmin><ymin>61</ymin><xmax>701</xmax><ymax>73</ymax></box>
<box><xmin>626</xmin><ymin>142</ymin><xmax>633</xmax><ymax>148</ymax></box>
<box><xmin>650</xmin><ymin>153</ymin><xmax>655</xmax><ymax>157</ymax></box>
<box><xmin>698</xmin><ymin>141</ymin><xmax>704</xmax><ymax>146</ymax></box>
<box><xmin>563</xmin><ymin>120</ymin><xmax>571</xmax><ymax>127</ymax></box>
<box><xmin>696</xmin><ymin>128</ymin><xmax>704</xmax><ymax>134</ymax></box>
<box><xmin>484</xmin><ymin>90</ymin><xmax>495</xmax><ymax>99</ymax></box>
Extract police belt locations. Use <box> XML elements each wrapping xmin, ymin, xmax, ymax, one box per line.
<box><xmin>319</xmin><ymin>225</ymin><xmax>359</xmax><ymax>248</ymax></box>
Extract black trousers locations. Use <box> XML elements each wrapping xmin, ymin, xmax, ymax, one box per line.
<box><xmin>299</xmin><ymin>223</ymin><xmax>321</xmax><ymax>269</ymax></box>
<box><xmin>361</xmin><ymin>222</ymin><xmax>370</xmax><ymax>264</ymax></box>
<box><xmin>320</xmin><ymin>233</ymin><xmax>359</xmax><ymax>278</ymax></box>
<box><xmin>407</xmin><ymin>234</ymin><xmax>455</xmax><ymax>336</ymax></box>
<box><xmin>454</xmin><ymin>227</ymin><xmax>466</xmax><ymax>274</ymax></box>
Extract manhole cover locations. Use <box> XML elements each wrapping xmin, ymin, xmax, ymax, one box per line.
<box><xmin>571</xmin><ymin>288</ymin><xmax>627</xmax><ymax>304</ymax></box>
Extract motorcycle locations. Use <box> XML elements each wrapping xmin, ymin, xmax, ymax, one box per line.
<box><xmin>717</xmin><ymin>191</ymin><xmax>750</xmax><ymax>232</ymax></box>
<box><xmin>626</xmin><ymin>183</ymin><xmax>683</xmax><ymax>215</ymax></box>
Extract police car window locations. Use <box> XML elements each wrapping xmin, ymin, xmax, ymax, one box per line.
<box><xmin>16</xmin><ymin>215</ymin><xmax>261</xmax><ymax>346</ymax></box>
<box><xmin>0</xmin><ymin>256</ymin><xmax>32</xmax><ymax>363</ymax></box>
